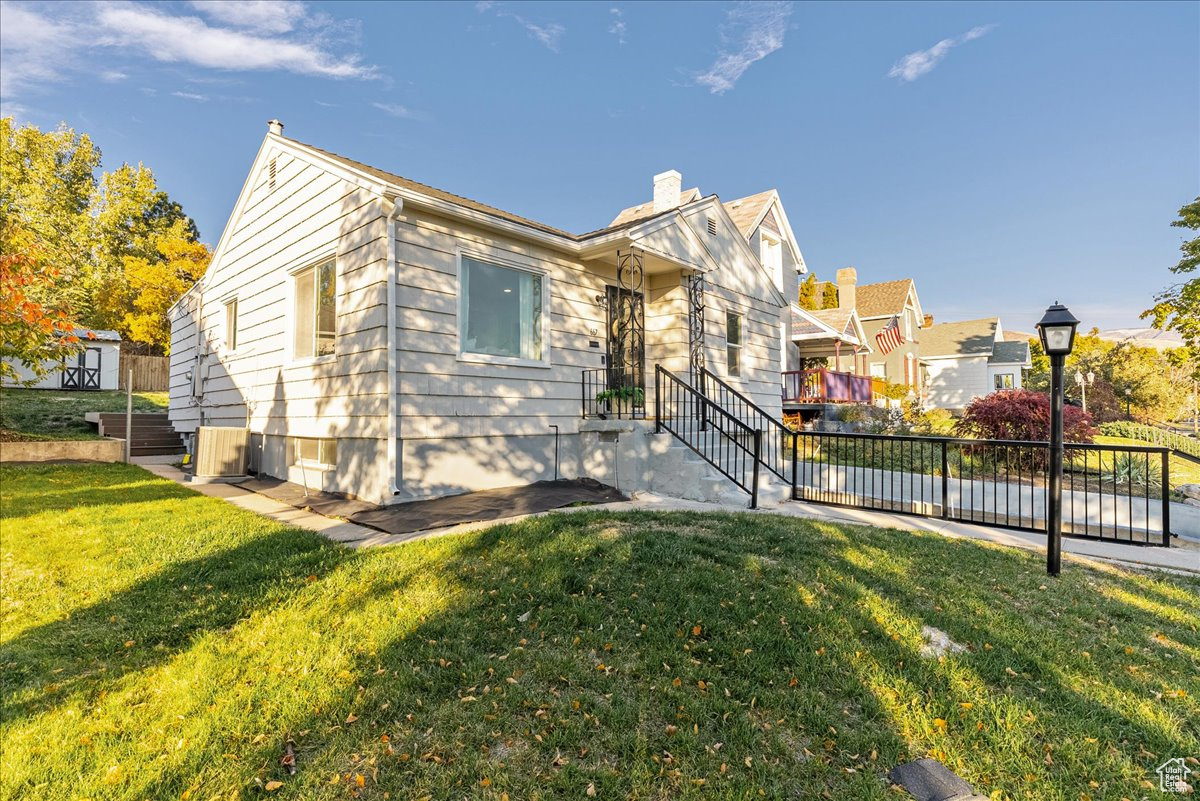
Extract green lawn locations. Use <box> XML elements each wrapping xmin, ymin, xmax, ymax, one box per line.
<box><xmin>0</xmin><ymin>387</ymin><xmax>169</xmax><ymax>440</ymax></box>
<box><xmin>2</xmin><ymin>464</ymin><xmax>1197</xmax><ymax>800</ymax></box>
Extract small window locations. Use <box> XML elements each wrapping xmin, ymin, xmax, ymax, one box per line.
<box><xmin>726</xmin><ymin>311</ymin><xmax>742</xmax><ymax>377</ymax></box>
<box><xmin>870</xmin><ymin>362</ymin><xmax>886</xmax><ymax>379</ymax></box>
<box><xmin>224</xmin><ymin>298</ymin><xmax>238</xmax><ymax>351</ymax></box>
<box><xmin>294</xmin><ymin>259</ymin><xmax>336</xmax><ymax>359</ymax></box>
<box><xmin>760</xmin><ymin>234</ymin><xmax>782</xmax><ymax>275</ymax></box>
<box><xmin>292</xmin><ymin>437</ymin><xmax>337</xmax><ymax>468</ymax></box>
<box><xmin>994</xmin><ymin>373</ymin><xmax>1014</xmax><ymax>390</ymax></box>
<box><xmin>460</xmin><ymin>256</ymin><xmax>543</xmax><ymax>362</ymax></box>
<box><xmin>706</xmin><ymin>216</ymin><xmax>717</xmax><ymax>236</ymax></box>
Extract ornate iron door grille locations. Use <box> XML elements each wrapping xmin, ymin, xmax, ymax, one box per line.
<box><xmin>608</xmin><ymin>249</ymin><xmax>646</xmax><ymax>393</ymax></box>
<box><xmin>687</xmin><ymin>271</ymin><xmax>706</xmax><ymax>385</ymax></box>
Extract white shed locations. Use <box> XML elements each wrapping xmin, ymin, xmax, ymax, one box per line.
<box><xmin>1</xmin><ymin>329</ymin><xmax>123</xmax><ymax>391</ymax></box>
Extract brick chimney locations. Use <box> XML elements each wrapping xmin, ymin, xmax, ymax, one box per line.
<box><xmin>923</xmin><ymin>313</ymin><xmax>934</xmax><ymax>327</ymax></box>
<box><xmin>652</xmin><ymin>170</ymin><xmax>682</xmax><ymax>213</ymax></box>
<box><xmin>836</xmin><ymin>267</ymin><xmax>857</xmax><ymax>310</ymax></box>
<box><xmin>267</xmin><ymin>119</ymin><xmax>284</xmax><ymax>135</ymax></box>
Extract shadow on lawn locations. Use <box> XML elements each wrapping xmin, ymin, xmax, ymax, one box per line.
<box><xmin>0</xmin><ymin>527</ymin><xmax>342</xmax><ymax>724</ymax></box>
<box><xmin>5</xmin><ymin>498</ymin><xmax>1197</xmax><ymax>799</ymax></box>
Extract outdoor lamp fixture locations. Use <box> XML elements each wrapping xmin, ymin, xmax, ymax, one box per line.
<box><xmin>1036</xmin><ymin>302</ymin><xmax>1081</xmax><ymax>577</ymax></box>
<box><xmin>1125</xmin><ymin>387</ymin><xmax>1133</xmax><ymax>420</ymax></box>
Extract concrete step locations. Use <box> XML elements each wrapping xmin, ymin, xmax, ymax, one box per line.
<box><xmin>130</xmin><ymin>445</ymin><xmax>186</xmax><ymax>456</ymax></box>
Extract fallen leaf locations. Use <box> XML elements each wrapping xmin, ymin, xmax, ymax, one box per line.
<box><xmin>345</xmin><ymin>713</ymin><xmax>358</xmax><ymax>724</ymax></box>
<box><xmin>265</xmin><ymin>780</ymin><xmax>283</xmax><ymax>792</ymax></box>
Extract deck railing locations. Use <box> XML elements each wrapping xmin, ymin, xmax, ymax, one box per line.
<box><xmin>782</xmin><ymin>368</ymin><xmax>873</xmax><ymax>404</ymax></box>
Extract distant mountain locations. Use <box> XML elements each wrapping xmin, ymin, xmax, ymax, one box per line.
<box><xmin>1097</xmin><ymin>328</ymin><xmax>1186</xmax><ymax>351</ymax></box>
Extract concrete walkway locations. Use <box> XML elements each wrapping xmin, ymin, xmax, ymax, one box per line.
<box><xmin>136</xmin><ymin>462</ymin><xmax>1200</xmax><ymax>575</ymax></box>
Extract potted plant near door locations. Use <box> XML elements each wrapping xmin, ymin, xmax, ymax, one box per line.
<box><xmin>595</xmin><ymin>385</ymin><xmax>645</xmax><ymax>418</ymax></box>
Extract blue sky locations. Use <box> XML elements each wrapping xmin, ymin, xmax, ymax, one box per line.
<box><xmin>2</xmin><ymin>0</ymin><xmax>1196</xmax><ymax>334</ymax></box>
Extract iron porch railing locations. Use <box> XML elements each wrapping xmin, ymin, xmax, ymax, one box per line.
<box><xmin>581</xmin><ymin>366</ymin><xmax>646</xmax><ymax>420</ymax></box>
<box><xmin>782</xmin><ymin>368</ymin><xmax>873</xmax><ymax>404</ymax></box>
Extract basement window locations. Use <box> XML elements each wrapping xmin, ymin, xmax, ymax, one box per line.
<box><xmin>459</xmin><ymin>255</ymin><xmax>545</xmax><ymax>363</ymax></box>
<box><xmin>294</xmin><ymin>259</ymin><xmax>337</xmax><ymax>359</ymax></box>
<box><xmin>726</xmin><ymin>311</ymin><xmax>742</xmax><ymax>377</ymax></box>
<box><xmin>292</xmin><ymin>437</ymin><xmax>337</xmax><ymax>468</ymax></box>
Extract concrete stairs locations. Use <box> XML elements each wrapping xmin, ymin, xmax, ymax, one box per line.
<box><xmin>648</xmin><ymin>433</ymin><xmax>791</xmax><ymax>508</ymax></box>
<box><xmin>88</xmin><ymin>412</ymin><xmax>186</xmax><ymax>457</ymax></box>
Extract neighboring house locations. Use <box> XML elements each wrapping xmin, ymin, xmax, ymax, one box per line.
<box><xmin>920</xmin><ymin>317</ymin><xmax>1032</xmax><ymax>410</ymax></box>
<box><xmin>842</xmin><ymin>270</ymin><xmax>926</xmax><ymax>389</ymax></box>
<box><xmin>169</xmin><ymin>121</ymin><xmax>797</xmax><ymax>503</ymax></box>
<box><xmin>1</xmin><ymin>329</ymin><xmax>122</xmax><ymax>391</ymax></box>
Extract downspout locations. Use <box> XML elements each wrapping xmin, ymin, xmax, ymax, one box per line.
<box><xmin>386</xmin><ymin>197</ymin><xmax>403</xmax><ymax>495</ymax></box>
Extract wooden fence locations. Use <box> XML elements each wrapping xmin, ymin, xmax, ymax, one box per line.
<box><xmin>118</xmin><ymin>354</ymin><xmax>170</xmax><ymax>391</ymax></box>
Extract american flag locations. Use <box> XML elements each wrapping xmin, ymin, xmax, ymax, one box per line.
<box><xmin>875</xmin><ymin>315</ymin><xmax>904</xmax><ymax>355</ymax></box>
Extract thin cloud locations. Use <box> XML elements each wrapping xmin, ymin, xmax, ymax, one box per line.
<box><xmin>476</xmin><ymin>2</ymin><xmax>565</xmax><ymax>52</ymax></box>
<box><xmin>188</xmin><ymin>0</ymin><xmax>308</xmax><ymax>34</ymax></box>
<box><xmin>171</xmin><ymin>90</ymin><xmax>209</xmax><ymax>102</ymax></box>
<box><xmin>696</xmin><ymin>1</ymin><xmax>793</xmax><ymax>95</ymax></box>
<box><xmin>609</xmin><ymin>8</ymin><xmax>627</xmax><ymax>45</ymax></box>
<box><xmin>371</xmin><ymin>101</ymin><xmax>427</xmax><ymax>121</ymax></box>
<box><xmin>0</xmin><ymin>1</ymin><xmax>378</xmax><ymax>99</ymax></box>
<box><xmin>101</xmin><ymin>70</ymin><xmax>128</xmax><ymax>82</ymax></box>
<box><xmin>888</xmin><ymin>25</ymin><xmax>995</xmax><ymax>82</ymax></box>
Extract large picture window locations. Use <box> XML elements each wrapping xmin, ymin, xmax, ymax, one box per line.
<box><xmin>726</xmin><ymin>311</ymin><xmax>742</xmax><ymax>377</ymax></box>
<box><xmin>460</xmin><ymin>256</ymin><xmax>543</xmax><ymax>361</ymax></box>
<box><xmin>294</xmin><ymin>259</ymin><xmax>336</xmax><ymax>359</ymax></box>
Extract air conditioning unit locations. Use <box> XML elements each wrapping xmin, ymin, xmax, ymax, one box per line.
<box><xmin>194</xmin><ymin>426</ymin><xmax>249</xmax><ymax>478</ymax></box>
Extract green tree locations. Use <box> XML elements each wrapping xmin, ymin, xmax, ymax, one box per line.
<box><xmin>1143</xmin><ymin>197</ymin><xmax>1200</xmax><ymax>350</ymax></box>
<box><xmin>797</xmin><ymin>273</ymin><xmax>819</xmax><ymax>310</ymax></box>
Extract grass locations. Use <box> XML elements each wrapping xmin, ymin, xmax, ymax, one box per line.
<box><xmin>0</xmin><ymin>387</ymin><xmax>168</xmax><ymax>440</ymax></box>
<box><xmin>2</xmin><ymin>464</ymin><xmax>1198</xmax><ymax>800</ymax></box>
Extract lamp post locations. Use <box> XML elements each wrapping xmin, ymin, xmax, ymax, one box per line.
<box><xmin>1036</xmin><ymin>302</ymin><xmax>1080</xmax><ymax>577</ymax></box>
<box><xmin>1124</xmin><ymin>387</ymin><xmax>1132</xmax><ymax>420</ymax></box>
<box><xmin>1074</xmin><ymin>370</ymin><xmax>1094</xmax><ymax>413</ymax></box>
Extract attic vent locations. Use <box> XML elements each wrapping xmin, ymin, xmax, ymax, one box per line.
<box><xmin>268</xmin><ymin>157</ymin><xmax>277</xmax><ymax>191</ymax></box>
<box><xmin>707</xmin><ymin>216</ymin><xmax>717</xmax><ymax>236</ymax></box>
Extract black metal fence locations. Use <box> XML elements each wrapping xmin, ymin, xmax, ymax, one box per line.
<box><xmin>655</xmin><ymin>365</ymin><xmax>761</xmax><ymax>508</ymax></box>
<box><xmin>790</xmin><ymin>430</ymin><xmax>1171</xmax><ymax>546</ymax></box>
<box><xmin>581</xmin><ymin>367</ymin><xmax>646</xmax><ymax>420</ymax></box>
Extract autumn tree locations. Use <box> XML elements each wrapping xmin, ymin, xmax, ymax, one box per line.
<box><xmin>797</xmin><ymin>273</ymin><xmax>819</xmax><ymax>310</ymax></box>
<box><xmin>0</xmin><ymin>224</ymin><xmax>83</xmax><ymax>383</ymax></box>
<box><xmin>119</xmin><ymin>220</ymin><xmax>210</xmax><ymax>352</ymax></box>
<box><xmin>821</xmin><ymin>281</ymin><xmax>839</xmax><ymax>310</ymax></box>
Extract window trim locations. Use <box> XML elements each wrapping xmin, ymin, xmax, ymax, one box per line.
<box><xmin>726</xmin><ymin>309</ymin><xmax>742</xmax><ymax>378</ymax></box>
<box><xmin>994</xmin><ymin>372</ymin><xmax>1015</xmax><ymax>390</ymax></box>
<box><xmin>455</xmin><ymin>248</ymin><xmax>552</xmax><ymax>369</ymax></box>
<box><xmin>288</xmin><ymin>256</ymin><xmax>338</xmax><ymax>365</ymax></box>
<box><xmin>222</xmin><ymin>296</ymin><xmax>239</xmax><ymax>353</ymax></box>
<box><xmin>291</xmin><ymin>436</ymin><xmax>337</xmax><ymax>469</ymax></box>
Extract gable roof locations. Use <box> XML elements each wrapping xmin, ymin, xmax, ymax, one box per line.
<box><xmin>722</xmin><ymin>190</ymin><xmax>776</xmax><ymax>238</ymax></box>
<box><xmin>790</xmin><ymin>305</ymin><xmax>872</xmax><ymax>351</ymax></box>
<box><xmin>856</xmin><ymin>279</ymin><xmax>916</xmax><ymax>319</ymax></box>
<box><xmin>920</xmin><ymin>318</ymin><xmax>999</xmax><ymax>358</ymax></box>
<box><xmin>609</xmin><ymin>188</ymin><xmax>703</xmax><ymax>227</ymax></box>
<box><xmin>989</xmin><ymin>340</ymin><xmax>1030</xmax><ymax>365</ymax></box>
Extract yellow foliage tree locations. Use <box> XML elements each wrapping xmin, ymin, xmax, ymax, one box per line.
<box><xmin>120</xmin><ymin>220</ymin><xmax>209</xmax><ymax>354</ymax></box>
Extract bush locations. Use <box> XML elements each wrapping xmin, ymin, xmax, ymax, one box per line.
<box><xmin>955</xmin><ymin>389</ymin><xmax>1096</xmax><ymax>444</ymax></box>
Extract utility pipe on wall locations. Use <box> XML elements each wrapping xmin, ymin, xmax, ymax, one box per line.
<box><xmin>385</xmin><ymin>197</ymin><xmax>404</xmax><ymax>496</ymax></box>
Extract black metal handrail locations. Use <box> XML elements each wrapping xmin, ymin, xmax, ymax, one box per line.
<box><xmin>655</xmin><ymin>365</ymin><xmax>761</xmax><ymax>508</ymax></box>
<box><xmin>700</xmin><ymin>367</ymin><xmax>792</xmax><ymax>485</ymax></box>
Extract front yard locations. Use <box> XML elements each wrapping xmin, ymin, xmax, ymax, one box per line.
<box><xmin>0</xmin><ymin>387</ymin><xmax>169</xmax><ymax>441</ymax></box>
<box><xmin>2</xmin><ymin>463</ymin><xmax>1197</xmax><ymax>799</ymax></box>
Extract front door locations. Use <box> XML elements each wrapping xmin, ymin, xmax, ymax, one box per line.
<box><xmin>61</xmin><ymin>347</ymin><xmax>102</xmax><ymax>390</ymax></box>
<box><xmin>606</xmin><ymin>284</ymin><xmax>645</xmax><ymax>392</ymax></box>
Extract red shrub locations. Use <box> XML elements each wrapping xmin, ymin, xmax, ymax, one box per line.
<box><xmin>955</xmin><ymin>389</ymin><xmax>1096</xmax><ymax>444</ymax></box>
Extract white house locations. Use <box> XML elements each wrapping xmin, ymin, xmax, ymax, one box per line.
<box><xmin>1</xmin><ymin>329</ymin><xmax>122</xmax><ymax>391</ymax></box>
<box><xmin>919</xmin><ymin>318</ymin><xmax>1031</xmax><ymax>410</ymax></box>
<box><xmin>168</xmin><ymin>121</ymin><xmax>802</xmax><ymax>503</ymax></box>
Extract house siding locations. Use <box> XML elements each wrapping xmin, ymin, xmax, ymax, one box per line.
<box><xmin>924</xmin><ymin>355</ymin><xmax>990</xmax><ymax>410</ymax></box>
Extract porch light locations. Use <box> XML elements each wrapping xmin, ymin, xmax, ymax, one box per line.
<box><xmin>1035</xmin><ymin>302</ymin><xmax>1080</xmax><ymax>357</ymax></box>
